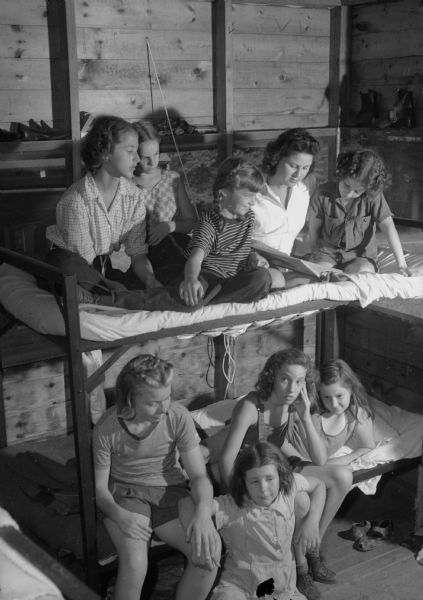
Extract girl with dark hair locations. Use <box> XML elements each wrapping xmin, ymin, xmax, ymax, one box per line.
<box><xmin>132</xmin><ymin>121</ymin><xmax>196</xmax><ymax>284</ymax></box>
<box><xmin>315</xmin><ymin>358</ymin><xmax>375</xmax><ymax>463</ymax></box>
<box><xmin>93</xmin><ymin>354</ymin><xmax>220</xmax><ymax>600</ymax></box>
<box><xmin>46</xmin><ymin>115</ymin><xmax>162</xmax><ymax>299</ymax></box>
<box><xmin>179</xmin><ymin>441</ymin><xmax>325</xmax><ymax>600</ymax></box>
<box><xmin>308</xmin><ymin>149</ymin><xmax>411</xmax><ymax>276</ymax></box>
<box><xmin>216</xmin><ymin>349</ymin><xmax>352</xmax><ymax>598</ymax></box>
<box><xmin>253</xmin><ymin>128</ymin><xmax>320</xmax><ymax>252</ymax></box>
<box><xmin>252</xmin><ymin>128</ymin><xmax>321</xmax><ymax>289</ymax></box>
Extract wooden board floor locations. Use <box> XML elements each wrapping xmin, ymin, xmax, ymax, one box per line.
<box><xmin>2</xmin><ymin>437</ymin><xmax>423</xmax><ymax>600</ymax></box>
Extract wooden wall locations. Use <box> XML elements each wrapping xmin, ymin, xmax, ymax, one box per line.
<box><xmin>348</xmin><ymin>0</ymin><xmax>423</xmax><ymax>127</ymax></box>
<box><xmin>0</xmin><ymin>0</ymin><xmax>332</xmax><ymax>131</ymax></box>
<box><xmin>3</xmin><ymin>316</ymin><xmax>316</xmax><ymax>444</ymax></box>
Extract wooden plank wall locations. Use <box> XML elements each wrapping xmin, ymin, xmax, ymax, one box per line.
<box><xmin>0</xmin><ymin>0</ymin><xmax>332</xmax><ymax>131</ymax></box>
<box><xmin>340</xmin><ymin>305</ymin><xmax>423</xmax><ymax>416</ymax></box>
<box><xmin>3</xmin><ymin>316</ymin><xmax>315</xmax><ymax>444</ymax></box>
<box><xmin>348</xmin><ymin>0</ymin><xmax>423</xmax><ymax>127</ymax></box>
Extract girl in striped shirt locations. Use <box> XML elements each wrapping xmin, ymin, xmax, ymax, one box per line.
<box><xmin>179</xmin><ymin>157</ymin><xmax>273</xmax><ymax>306</ymax></box>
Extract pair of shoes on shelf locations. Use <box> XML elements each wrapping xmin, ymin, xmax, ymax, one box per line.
<box><xmin>9</xmin><ymin>120</ymin><xmax>68</xmax><ymax>140</ymax></box>
<box><xmin>377</xmin><ymin>88</ymin><xmax>416</xmax><ymax>129</ymax></box>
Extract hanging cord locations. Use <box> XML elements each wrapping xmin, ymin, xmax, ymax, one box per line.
<box><xmin>146</xmin><ymin>38</ymin><xmax>154</xmax><ymax>114</ymax></box>
<box><xmin>145</xmin><ymin>37</ymin><xmax>199</xmax><ymax>219</ymax></box>
<box><xmin>222</xmin><ymin>334</ymin><xmax>236</xmax><ymax>400</ymax></box>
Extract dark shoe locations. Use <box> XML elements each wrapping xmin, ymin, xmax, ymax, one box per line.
<box><xmin>307</xmin><ymin>553</ymin><xmax>336</xmax><ymax>584</ymax></box>
<box><xmin>296</xmin><ymin>571</ymin><xmax>321</xmax><ymax>600</ymax></box>
<box><xmin>354</xmin><ymin>89</ymin><xmax>378</xmax><ymax>126</ymax></box>
<box><xmin>0</xmin><ymin>128</ymin><xmax>20</xmax><ymax>141</ymax></box>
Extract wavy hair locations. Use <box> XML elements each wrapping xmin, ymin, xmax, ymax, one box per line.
<box><xmin>81</xmin><ymin>115</ymin><xmax>136</xmax><ymax>175</ymax></box>
<box><xmin>213</xmin><ymin>156</ymin><xmax>265</xmax><ymax>200</ymax></box>
<box><xmin>336</xmin><ymin>149</ymin><xmax>391</xmax><ymax>196</ymax></box>
<box><xmin>317</xmin><ymin>358</ymin><xmax>372</xmax><ymax>420</ymax></box>
<box><xmin>230</xmin><ymin>441</ymin><xmax>294</xmax><ymax>507</ymax></box>
<box><xmin>115</xmin><ymin>354</ymin><xmax>173</xmax><ymax>420</ymax></box>
<box><xmin>255</xmin><ymin>348</ymin><xmax>318</xmax><ymax>410</ymax></box>
<box><xmin>261</xmin><ymin>128</ymin><xmax>320</xmax><ymax>178</ymax></box>
<box><xmin>132</xmin><ymin>120</ymin><xmax>160</xmax><ymax>177</ymax></box>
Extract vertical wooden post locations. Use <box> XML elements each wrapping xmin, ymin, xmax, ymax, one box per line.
<box><xmin>328</xmin><ymin>5</ymin><xmax>350</xmax><ymax>178</ymax></box>
<box><xmin>315</xmin><ymin>309</ymin><xmax>339</xmax><ymax>368</ymax></box>
<box><xmin>62</xmin><ymin>274</ymin><xmax>99</xmax><ymax>590</ymax></box>
<box><xmin>213</xmin><ymin>334</ymin><xmax>235</xmax><ymax>402</ymax></box>
<box><xmin>213</xmin><ymin>0</ymin><xmax>234</xmax><ymax>161</ymax></box>
<box><xmin>0</xmin><ymin>367</ymin><xmax>7</xmax><ymax>448</ymax></box>
<box><xmin>47</xmin><ymin>0</ymin><xmax>81</xmax><ymax>184</ymax></box>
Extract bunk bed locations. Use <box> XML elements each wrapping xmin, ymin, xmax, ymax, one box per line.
<box><xmin>1</xmin><ymin>245</ymin><xmax>423</xmax><ymax>590</ymax></box>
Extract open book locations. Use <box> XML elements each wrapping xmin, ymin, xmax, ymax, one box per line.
<box><xmin>252</xmin><ymin>240</ymin><xmax>343</xmax><ymax>281</ymax></box>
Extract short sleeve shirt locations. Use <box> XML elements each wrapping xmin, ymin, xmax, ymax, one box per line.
<box><xmin>310</xmin><ymin>181</ymin><xmax>393</xmax><ymax>260</ymax></box>
<box><xmin>213</xmin><ymin>473</ymin><xmax>309</xmax><ymax>600</ymax></box>
<box><xmin>92</xmin><ymin>403</ymin><xmax>198</xmax><ymax>487</ymax></box>
<box><xmin>187</xmin><ymin>209</ymin><xmax>255</xmax><ymax>278</ymax></box>
<box><xmin>142</xmin><ymin>169</ymin><xmax>180</xmax><ymax>224</ymax></box>
<box><xmin>46</xmin><ymin>173</ymin><xmax>149</xmax><ymax>264</ymax></box>
<box><xmin>252</xmin><ymin>176</ymin><xmax>316</xmax><ymax>255</ymax></box>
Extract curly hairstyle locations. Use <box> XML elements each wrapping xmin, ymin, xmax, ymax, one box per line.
<box><xmin>336</xmin><ymin>149</ymin><xmax>391</xmax><ymax>196</ymax></box>
<box><xmin>81</xmin><ymin>115</ymin><xmax>137</xmax><ymax>175</ymax></box>
<box><xmin>261</xmin><ymin>128</ymin><xmax>320</xmax><ymax>178</ymax></box>
<box><xmin>230</xmin><ymin>441</ymin><xmax>294</xmax><ymax>508</ymax></box>
<box><xmin>115</xmin><ymin>354</ymin><xmax>173</xmax><ymax>420</ymax></box>
<box><xmin>317</xmin><ymin>358</ymin><xmax>372</xmax><ymax>420</ymax></box>
<box><xmin>255</xmin><ymin>348</ymin><xmax>318</xmax><ymax>409</ymax></box>
<box><xmin>212</xmin><ymin>157</ymin><xmax>265</xmax><ymax>200</ymax></box>
<box><xmin>132</xmin><ymin>120</ymin><xmax>160</xmax><ymax>177</ymax></box>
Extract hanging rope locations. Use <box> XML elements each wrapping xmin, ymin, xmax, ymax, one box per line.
<box><xmin>145</xmin><ymin>37</ymin><xmax>199</xmax><ymax>219</ymax></box>
<box><xmin>222</xmin><ymin>334</ymin><xmax>236</xmax><ymax>400</ymax></box>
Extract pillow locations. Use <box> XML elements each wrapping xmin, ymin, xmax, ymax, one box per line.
<box><xmin>0</xmin><ymin>263</ymin><xmax>65</xmax><ymax>336</ymax></box>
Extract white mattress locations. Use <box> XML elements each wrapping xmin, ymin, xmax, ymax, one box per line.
<box><xmin>1</xmin><ymin>248</ymin><xmax>423</xmax><ymax>342</ymax></box>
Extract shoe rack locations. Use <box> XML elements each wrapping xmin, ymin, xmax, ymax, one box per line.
<box><xmin>0</xmin><ymin>0</ymin><xmax>81</xmax><ymax>255</ymax></box>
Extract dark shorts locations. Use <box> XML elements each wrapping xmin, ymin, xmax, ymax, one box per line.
<box><xmin>110</xmin><ymin>481</ymin><xmax>190</xmax><ymax>529</ymax></box>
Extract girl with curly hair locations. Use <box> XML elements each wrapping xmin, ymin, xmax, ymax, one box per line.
<box><xmin>215</xmin><ymin>348</ymin><xmax>353</xmax><ymax>598</ymax></box>
<box><xmin>308</xmin><ymin>148</ymin><xmax>411</xmax><ymax>276</ymax></box>
<box><xmin>46</xmin><ymin>115</ymin><xmax>162</xmax><ymax>301</ymax></box>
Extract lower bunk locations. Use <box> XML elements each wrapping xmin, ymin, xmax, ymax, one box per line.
<box><xmin>0</xmin><ymin>246</ymin><xmax>423</xmax><ymax>591</ymax></box>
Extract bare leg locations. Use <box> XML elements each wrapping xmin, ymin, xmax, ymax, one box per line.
<box><xmin>301</xmin><ymin>464</ymin><xmax>353</xmax><ymax>540</ymax></box>
<box><xmin>155</xmin><ymin>518</ymin><xmax>220</xmax><ymax>600</ymax></box>
<box><xmin>104</xmin><ymin>516</ymin><xmax>149</xmax><ymax>600</ymax></box>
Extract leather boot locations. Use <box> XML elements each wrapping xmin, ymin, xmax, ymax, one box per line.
<box><xmin>392</xmin><ymin>88</ymin><xmax>416</xmax><ymax>127</ymax></box>
<box><xmin>354</xmin><ymin>89</ymin><xmax>378</xmax><ymax>126</ymax></box>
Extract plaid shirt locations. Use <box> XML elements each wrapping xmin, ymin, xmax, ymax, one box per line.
<box><xmin>46</xmin><ymin>173</ymin><xmax>148</xmax><ymax>264</ymax></box>
<box><xmin>143</xmin><ymin>169</ymin><xmax>180</xmax><ymax>224</ymax></box>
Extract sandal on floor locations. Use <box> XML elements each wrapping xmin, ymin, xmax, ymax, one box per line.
<box><xmin>368</xmin><ymin>519</ymin><xmax>393</xmax><ymax>540</ymax></box>
<box><xmin>353</xmin><ymin>536</ymin><xmax>377</xmax><ymax>552</ymax></box>
<box><xmin>350</xmin><ymin>520</ymin><xmax>372</xmax><ymax>541</ymax></box>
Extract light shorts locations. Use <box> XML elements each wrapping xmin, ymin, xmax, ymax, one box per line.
<box><xmin>110</xmin><ymin>481</ymin><xmax>190</xmax><ymax>529</ymax></box>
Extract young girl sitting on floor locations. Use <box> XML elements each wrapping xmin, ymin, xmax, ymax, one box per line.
<box><xmin>93</xmin><ymin>354</ymin><xmax>220</xmax><ymax>600</ymax></box>
<box><xmin>133</xmin><ymin>121</ymin><xmax>197</xmax><ymax>284</ymax></box>
<box><xmin>308</xmin><ymin>149</ymin><xmax>412</xmax><ymax>277</ymax></box>
<box><xmin>179</xmin><ymin>441</ymin><xmax>325</xmax><ymax>600</ymax></box>
<box><xmin>213</xmin><ymin>349</ymin><xmax>352</xmax><ymax>600</ymax></box>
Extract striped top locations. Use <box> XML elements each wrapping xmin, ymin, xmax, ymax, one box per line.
<box><xmin>187</xmin><ymin>209</ymin><xmax>255</xmax><ymax>278</ymax></box>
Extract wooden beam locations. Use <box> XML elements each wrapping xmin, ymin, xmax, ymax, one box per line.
<box><xmin>212</xmin><ymin>0</ymin><xmax>233</xmax><ymax>158</ymax></box>
<box><xmin>47</xmin><ymin>0</ymin><xmax>80</xmax><ymax>184</ymax></box>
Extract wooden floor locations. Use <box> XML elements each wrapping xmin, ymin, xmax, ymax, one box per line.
<box><xmin>141</xmin><ymin>469</ymin><xmax>423</xmax><ymax>600</ymax></box>
<box><xmin>2</xmin><ymin>436</ymin><xmax>423</xmax><ymax>600</ymax></box>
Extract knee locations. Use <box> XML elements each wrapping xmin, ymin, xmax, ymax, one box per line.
<box><xmin>269</xmin><ymin>267</ymin><xmax>286</xmax><ymax>289</ymax></box>
<box><xmin>294</xmin><ymin>490</ymin><xmax>310</xmax><ymax>520</ymax></box>
<box><xmin>329</xmin><ymin>466</ymin><xmax>353</xmax><ymax>493</ymax></box>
